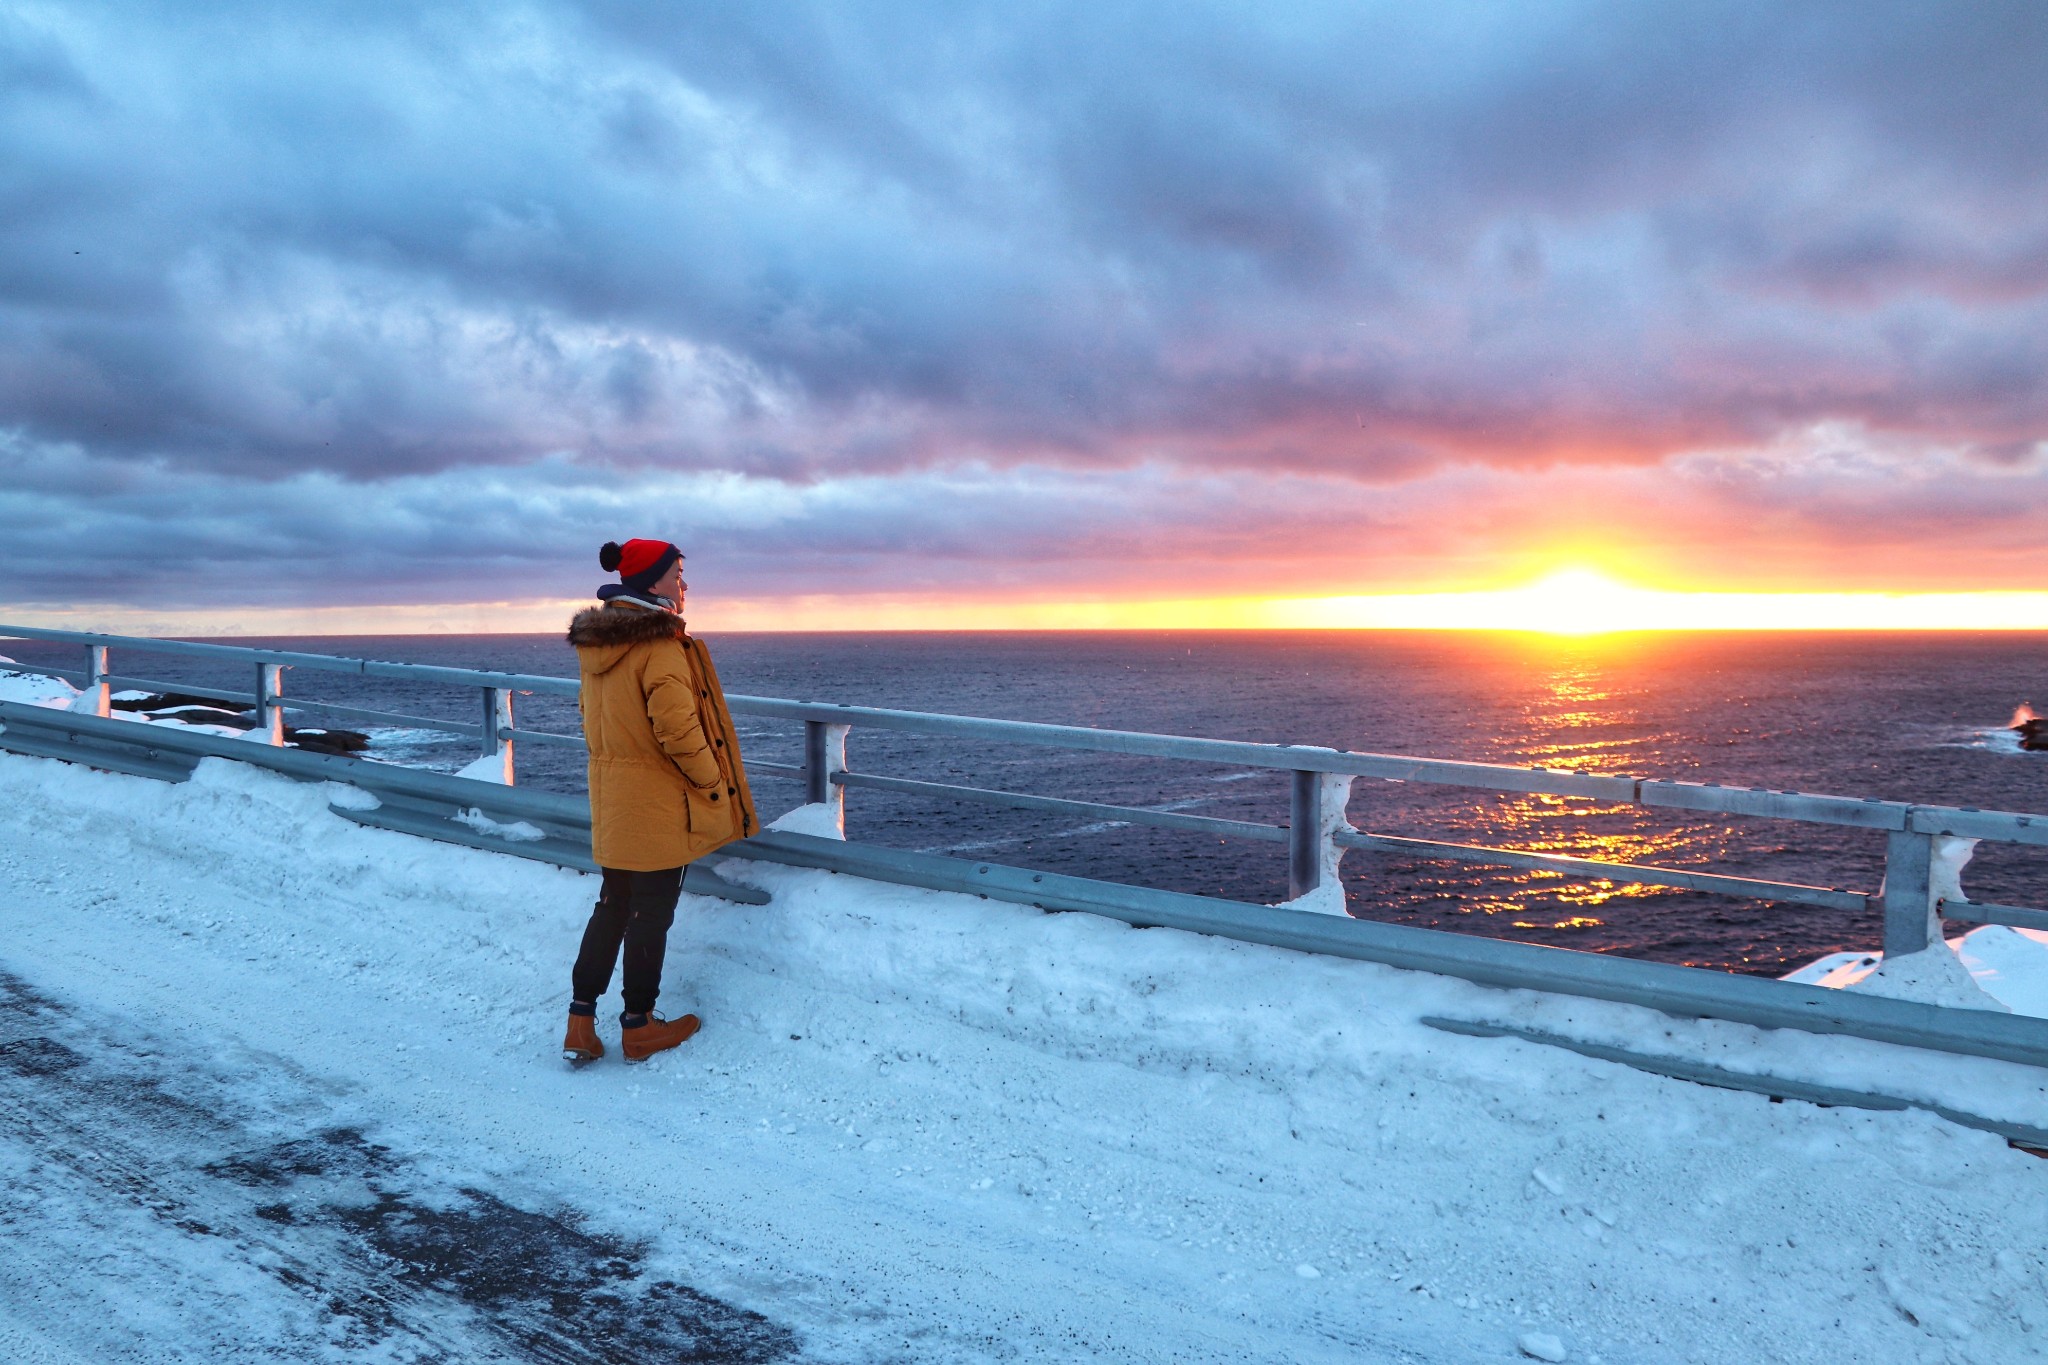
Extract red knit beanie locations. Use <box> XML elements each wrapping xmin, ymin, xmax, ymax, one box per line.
<box><xmin>600</xmin><ymin>539</ymin><xmax>681</xmax><ymax>590</ymax></box>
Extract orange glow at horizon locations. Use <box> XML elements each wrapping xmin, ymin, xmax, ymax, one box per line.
<box><xmin>10</xmin><ymin>568</ymin><xmax>2048</xmax><ymax>635</ymax></box>
<box><xmin>1266</xmin><ymin>567</ymin><xmax>2048</xmax><ymax>634</ymax></box>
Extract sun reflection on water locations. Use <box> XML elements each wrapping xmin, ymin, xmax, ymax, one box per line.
<box><xmin>1351</xmin><ymin>644</ymin><xmax>1752</xmax><ymax>951</ymax></box>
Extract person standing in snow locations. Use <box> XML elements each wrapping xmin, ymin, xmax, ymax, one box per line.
<box><xmin>561</xmin><ymin>538</ymin><xmax>757</xmax><ymax>1063</ymax></box>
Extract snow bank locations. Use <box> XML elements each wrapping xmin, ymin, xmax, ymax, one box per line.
<box><xmin>1960</xmin><ymin>927</ymin><xmax>2048</xmax><ymax>1019</ymax></box>
<box><xmin>1786</xmin><ymin>928</ymin><xmax>2048</xmax><ymax>1020</ymax></box>
<box><xmin>1</xmin><ymin>744</ymin><xmax>2046</xmax><ymax>1361</ymax></box>
<box><xmin>0</xmin><ymin>666</ymin><xmax>78</xmax><ymax>707</ymax></box>
<box><xmin>1848</xmin><ymin>939</ymin><xmax>2012</xmax><ymax>1012</ymax></box>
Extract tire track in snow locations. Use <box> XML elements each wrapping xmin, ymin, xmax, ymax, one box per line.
<box><xmin>0</xmin><ymin>968</ymin><xmax>801</xmax><ymax>1365</ymax></box>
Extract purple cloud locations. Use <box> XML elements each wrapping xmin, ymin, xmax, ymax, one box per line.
<box><xmin>1</xmin><ymin>0</ymin><xmax>2046</xmax><ymax>610</ymax></box>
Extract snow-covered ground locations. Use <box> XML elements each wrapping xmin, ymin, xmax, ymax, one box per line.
<box><xmin>1</xmin><ymin>695</ymin><xmax>2046</xmax><ymax>1361</ymax></box>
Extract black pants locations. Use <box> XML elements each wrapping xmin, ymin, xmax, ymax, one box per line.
<box><xmin>571</xmin><ymin>866</ymin><xmax>684</xmax><ymax>1016</ymax></box>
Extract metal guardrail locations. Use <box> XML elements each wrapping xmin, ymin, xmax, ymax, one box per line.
<box><xmin>8</xmin><ymin>623</ymin><xmax>2048</xmax><ymax>940</ymax></box>
<box><xmin>5</xmin><ymin>698</ymin><xmax>2048</xmax><ymax>1085</ymax></box>
<box><xmin>6</xmin><ymin>624</ymin><xmax>2048</xmax><ymax>1079</ymax></box>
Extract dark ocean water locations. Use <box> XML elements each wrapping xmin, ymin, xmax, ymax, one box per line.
<box><xmin>8</xmin><ymin>630</ymin><xmax>2046</xmax><ymax>976</ymax></box>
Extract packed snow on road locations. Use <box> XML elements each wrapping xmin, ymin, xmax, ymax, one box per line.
<box><xmin>0</xmin><ymin>696</ymin><xmax>2045</xmax><ymax>1361</ymax></box>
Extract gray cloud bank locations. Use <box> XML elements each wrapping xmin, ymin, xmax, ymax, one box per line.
<box><xmin>3</xmin><ymin>0</ymin><xmax>2047</xmax><ymax>610</ymax></box>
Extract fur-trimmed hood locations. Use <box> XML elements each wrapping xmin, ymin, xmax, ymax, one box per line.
<box><xmin>567</xmin><ymin>601</ymin><xmax>687</xmax><ymax>675</ymax></box>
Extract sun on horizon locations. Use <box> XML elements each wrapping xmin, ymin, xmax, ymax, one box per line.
<box><xmin>1483</xmin><ymin>567</ymin><xmax>1658</xmax><ymax>635</ymax></box>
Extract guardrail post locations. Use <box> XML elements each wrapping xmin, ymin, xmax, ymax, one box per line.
<box><xmin>1880</xmin><ymin>828</ymin><xmax>1979</xmax><ymax>957</ymax></box>
<box><xmin>1289</xmin><ymin>770</ymin><xmax>1320</xmax><ymax>898</ymax></box>
<box><xmin>1289</xmin><ymin>769</ymin><xmax>1357</xmax><ymax>908</ymax></box>
<box><xmin>804</xmin><ymin>720</ymin><xmax>850</xmax><ymax>837</ymax></box>
<box><xmin>1881</xmin><ymin>830</ymin><xmax>1939</xmax><ymax>957</ymax></box>
<box><xmin>70</xmin><ymin>644</ymin><xmax>112</xmax><ymax>717</ymax></box>
<box><xmin>252</xmin><ymin>664</ymin><xmax>286</xmax><ymax>745</ymax></box>
<box><xmin>480</xmin><ymin>686</ymin><xmax>515</xmax><ymax>784</ymax></box>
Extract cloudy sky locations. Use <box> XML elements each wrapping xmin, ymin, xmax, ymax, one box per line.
<box><xmin>3</xmin><ymin>0</ymin><xmax>2046</xmax><ymax>629</ymax></box>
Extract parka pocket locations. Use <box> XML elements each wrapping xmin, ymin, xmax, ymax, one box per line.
<box><xmin>684</xmin><ymin>784</ymin><xmax>735</xmax><ymax>840</ymax></box>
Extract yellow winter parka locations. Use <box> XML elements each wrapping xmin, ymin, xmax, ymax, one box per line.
<box><xmin>567</xmin><ymin>600</ymin><xmax>757</xmax><ymax>871</ymax></box>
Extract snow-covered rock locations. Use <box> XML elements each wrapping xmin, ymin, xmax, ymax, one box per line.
<box><xmin>453</xmin><ymin>750</ymin><xmax>512</xmax><ymax>783</ymax></box>
<box><xmin>1850</xmin><ymin>940</ymin><xmax>2012</xmax><ymax>1012</ymax></box>
<box><xmin>767</xmin><ymin>801</ymin><xmax>847</xmax><ymax>840</ymax></box>
<box><xmin>1957</xmin><ymin>926</ymin><xmax>2048</xmax><ymax>1019</ymax></box>
<box><xmin>1786</xmin><ymin>925</ymin><xmax>2048</xmax><ymax>1018</ymax></box>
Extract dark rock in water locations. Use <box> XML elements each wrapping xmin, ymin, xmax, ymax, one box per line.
<box><xmin>153</xmin><ymin>706</ymin><xmax>253</xmax><ymax>727</ymax></box>
<box><xmin>107</xmin><ymin>693</ymin><xmax>371</xmax><ymax>755</ymax></box>
<box><xmin>2017</xmin><ymin>719</ymin><xmax>2048</xmax><ymax>752</ymax></box>
<box><xmin>287</xmin><ymin>728</ymin><xmax>370</xmax><ymax>755</ymax></box>
<box><xmin>113</xmin><ymin>691</ymin><xmax>243</xmax><ymax>715</ymax></box>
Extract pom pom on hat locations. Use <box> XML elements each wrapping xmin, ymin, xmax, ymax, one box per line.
<box><xmin>601</xmin><ymin>538</ymin><xmax>682</xmax><ymax>589</ymax></box>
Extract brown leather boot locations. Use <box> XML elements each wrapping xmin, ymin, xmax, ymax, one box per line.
<box><xmin>620</xmin><ymin>1011</ymin><xmax>700</xmax><ymax>1062</ymax></box>
<box><xmin>562</xmin><ymin>1011</ymin><xmax>604</xmax><ymax>1063</ymax></box>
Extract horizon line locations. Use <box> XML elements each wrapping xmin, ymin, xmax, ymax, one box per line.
<box><xmin>46</xmin><ymin>625</ymin><xmax>2048</xmax><ymax>640</ymax></box>
<box><xmin>10</xmin><ymin>572</ymin><xmax>2048</xmax><ymax>637</ymax></box>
